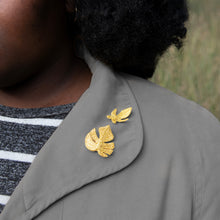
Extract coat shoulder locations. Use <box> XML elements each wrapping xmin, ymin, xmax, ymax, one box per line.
<box><xmin>120</xmin><ymin>73</ymin><xmax>220</xmax><ymax>219</ymax></box>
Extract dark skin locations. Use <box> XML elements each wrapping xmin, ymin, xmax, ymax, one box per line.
<box><xmin>0</xmin><ymin>0</ymin><xmax>92</xmax><ymax>108</ymax></box>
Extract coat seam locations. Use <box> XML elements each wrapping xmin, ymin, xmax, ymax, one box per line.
<box><xmin>22</xmin><ymin>180</ymin><xmax>29</xmax><ymax>220</ymax></box>
<box><xmin>175</xmin><ymin>95</ymin><xmax>204</xmax><ymax>220</ymax></box>
<box><xmin>60</xmin><ymin>199</ymin><xmax>64</xmax><ymax>220</ymax></box>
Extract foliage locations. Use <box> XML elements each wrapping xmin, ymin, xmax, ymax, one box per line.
<box><xmin>151</xmin><ymin>0</ymin><xmax>220</xmax><ymax>119</ymax></box>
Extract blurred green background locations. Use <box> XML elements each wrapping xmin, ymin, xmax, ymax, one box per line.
<box><xmin>151</xmin><ymin>0</ymin><xmax>220</xmax><ymax>120</ymax></box>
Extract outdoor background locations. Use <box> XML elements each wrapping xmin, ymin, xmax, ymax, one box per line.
<box><xmin>151</xmin><ymin>0</ymin><xmax>220</xmax><ymax>120</ymax></box>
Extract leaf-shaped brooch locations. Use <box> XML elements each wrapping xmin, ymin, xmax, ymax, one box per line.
<box><xmin>85</xmin><ymin>125</ymin><xmax>115</xmax><ymax>158</ymax></box>
<box><xmin>107</xmin><ymin>107</ymin><xmax>132</xmax><ymax>124</ymax></box>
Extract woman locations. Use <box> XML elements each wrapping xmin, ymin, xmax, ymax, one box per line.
<box><xmin>0</xmin><ymin>0</ymin><xmax>219</xmax><ymax>219</ymax></box>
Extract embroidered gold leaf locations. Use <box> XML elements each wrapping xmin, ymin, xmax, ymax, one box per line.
<box><xmin>107</xmin><ymin>107</ymin><xmax>132</xmax><ymax>124</ymax></box>
<box><xmin>85</xmin><ymin>125</ymin><xmax>115</xmax><ymax>157</ymax></box>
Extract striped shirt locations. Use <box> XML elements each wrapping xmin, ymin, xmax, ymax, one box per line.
<box><xmin>0</xmin><ymin>103</ymin><xmax>75</xmax><ymax>214</ymax></box>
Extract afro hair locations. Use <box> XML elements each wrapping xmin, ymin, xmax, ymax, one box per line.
<box><xmin>69</xmin><ymin>0</ymin><xmax>189</xmax><ymax>79</ymax></box>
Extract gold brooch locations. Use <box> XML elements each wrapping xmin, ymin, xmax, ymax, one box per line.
<box><xmin>107</xmin><ymin>107</ymin><xmax>132</xmax><ymax>124</ymax></box>
<box><xmin>85</xmin><ymin>125</ymin><xmax>115</xmax><ymax>158</ymax></box>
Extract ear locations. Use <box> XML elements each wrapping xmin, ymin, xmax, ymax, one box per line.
<box><xmin>65</xmin><ymin>0</ymin><xmax>75</xmax><ymax>13</ymax></box>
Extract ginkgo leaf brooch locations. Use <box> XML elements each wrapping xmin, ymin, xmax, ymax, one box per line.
<box><xmin>107</xmin><ymin>107</ymin><xmax>132</xmax><ymax>124</ymax></box>
<box><xmin>85</xmin><ymin>125</ymin><xmax>115</xmax><ymax>158</ymax></box>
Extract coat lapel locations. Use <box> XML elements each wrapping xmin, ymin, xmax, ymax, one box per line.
<box><xmin>0</xmin><ymin>48</ymin><xmax>144</xmax><ymax>220</ymax></box>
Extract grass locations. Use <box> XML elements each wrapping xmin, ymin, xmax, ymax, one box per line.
<box><xmin>150</xmin><ymin>0</ymin><xmax>220</xmax><ymax>120</ymax></box>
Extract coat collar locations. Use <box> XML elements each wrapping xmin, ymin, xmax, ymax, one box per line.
<box><xmin>0</xmin><ymin>47</ymin><xmax>144</xmax><ymax>220</ymax></box>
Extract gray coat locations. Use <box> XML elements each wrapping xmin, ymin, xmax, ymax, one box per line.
<box><xmin>0</xmin><ymin>49</ymin><xmax>220</xmax><ymax>220</ymax></box>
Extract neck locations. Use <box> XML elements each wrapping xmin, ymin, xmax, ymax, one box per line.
<box><xmin>0</xmin><ymin>46</ymin><xmax>92</xmax><ymax>108</ymax></box>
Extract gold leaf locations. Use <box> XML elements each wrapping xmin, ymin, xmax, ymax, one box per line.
<box><xmin>85</xmin><ymin>125</ymin><xmax>115</xmax><ymax>157</ymax></box>
<box><xmin>107</xmin><ymin>107</ymin><xmax>132</xmax><ymax>124</ymax></box>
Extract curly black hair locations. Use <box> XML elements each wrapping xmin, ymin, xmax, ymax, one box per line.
<box><xmin>69</xmin><ymin>0</ymin><xmax>189</xmax><ymax>79</ymax></box>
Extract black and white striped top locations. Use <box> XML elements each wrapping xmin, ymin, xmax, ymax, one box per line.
<box><xmin>0</xmin><ymin>103</ymin><xmax>75</xmax><ymax>214</ymax></box>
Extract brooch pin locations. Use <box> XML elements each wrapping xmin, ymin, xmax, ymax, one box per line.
<box><xmin>85</xmin><ymin>125</ymin><xmax>115</xmax><ymax>158</ymax></box>
<box><xmin>107</xmin><ymin>107</ymin><xmax>132</xmax><ymax>124</ymax></box>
